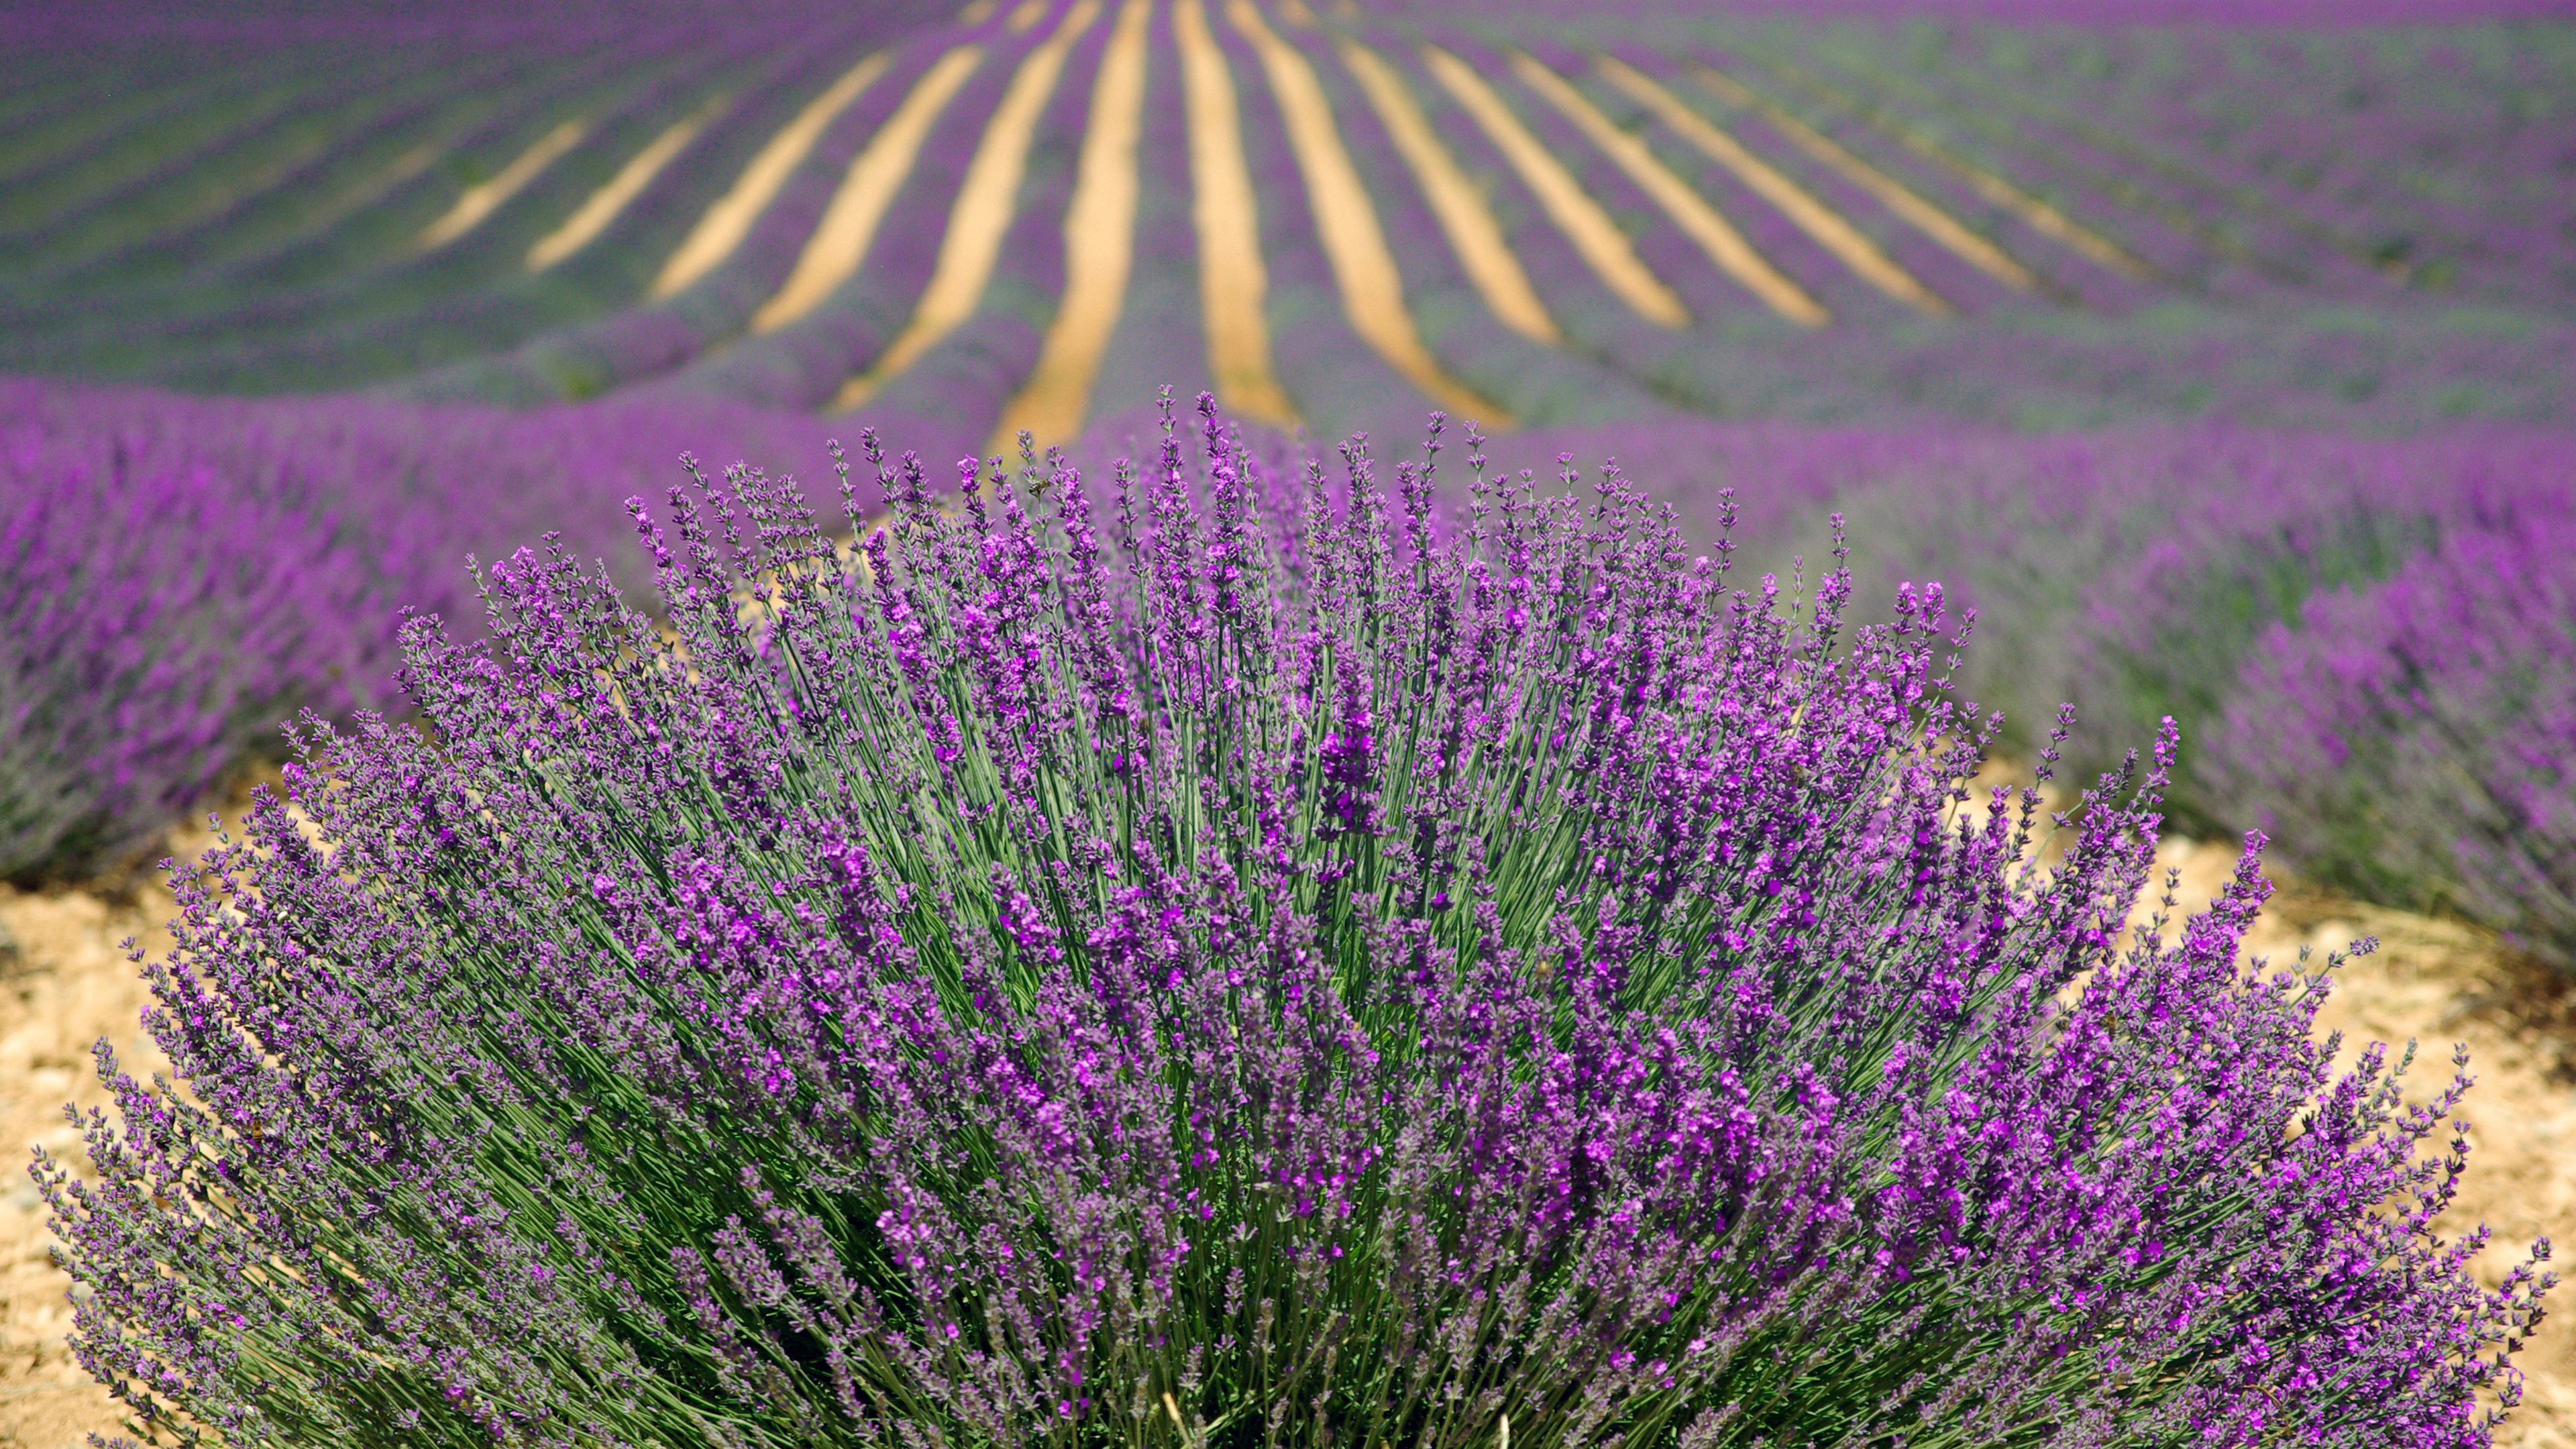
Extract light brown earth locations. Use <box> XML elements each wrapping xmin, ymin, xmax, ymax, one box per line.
<box><xmin>1</xmin><ymin>824</ymin><xmax>2569</xmax><ymax>1445</ymax></box>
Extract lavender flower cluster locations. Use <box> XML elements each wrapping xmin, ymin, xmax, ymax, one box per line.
<box><xmin>2210</xmin><ymin>505</ymin><xmax>2576</xmax><ymax>970</ymax></box>
<box><xmin>39</xmin><ymin>398</ymin><xmax>2548</xmax><ymax>1448</ymax></box>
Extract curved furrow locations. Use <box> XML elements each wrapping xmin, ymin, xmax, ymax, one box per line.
<box><xmin>0</xmin><ymin>42</ymin><xmax>645</xmax><ymax>368</ymax></box>
<box><xmin>0</xmin><ymin>56</ymin><xmax>494</xmax><ymax>282</ymax></box>
<box><xmin>17</xmin><ymin>46</ymin><xmax>564</xmax><ymax>300</ymax></box>
<box><xmin>412</xmin><ymin>16</ymin><xmax>1015</xmax><ymax>407</ymax></box>
<box><xmin>1750</xmin><ymin>36</ymin><xmax>2220</xmax><ymax>287</ymax></box>
<box><xmin>1295</xmin><ymin>11</ymin><xmax>1668</xmax><ymax>433</ymax></box>
<box><xmin>0</xmin><ymin>60</ymin><xmax>140</xmax><ymax>146</ymax></box>
<box><xmin>1372</xmin><ymin>24</ymin><xmax>1899</xmax><ymax>422</ymax></box>
<box><xmin>1083</xmin><ymin>0</ymin><xmax>1230</xmax><ymax>428</ymax></box>
<box><xmin>1707</xmin><ymin>44</ymin><xmax>2158</xmax><ymax>307</ymax></box>
<box><xmin>1673</xmin><ymin>57</ymin><xmax>2062</xmax><ymax>303</ymax></box>
<box><xmin>1506</xmin><ymin>46</ymin><xmax>1829</xmax><ymax>326</ymax></box>
<box><xmin>27</xmin><ymin>41</ymin><xmax>734</xmax><ymax>392</ymax></box>
<box><xmin>1679</xmin><ymin>73</ymin><xmax>2032</xmax><ymax>321</ymax></box>
<box><xmin>1425</xmin><ymin>26</ymin><xmax>1801</xmax><ymax>333</ymax></box>
<box><xmin>186</xmin><ymin>41</ymin><xmax>665</xmax><ymax>297</ymax></box>
<box><xmin>991</xmin><ymin>0</ymin><xmax>1155</xmax><ymax>452</ymax></box>
<box><xmin>751</xmin><ymin>44</ymin><xmax>991</xmax><ymax>340</ymax></box>
<box><xmin>836</xmin><ymin>1</ymin><xmax>1111</xmax><ymax>456</ymax></box>
<box><xmin>1930</xmin><ymin>39</ymin><xmax>2412</xmax><ymax>287</ymax></box>
<box><xmin>1366</xmin><ymin>25</ymin><xmax>1729</xmax><ymax>417</ymax></box>
<box><xmin>1417</xmin><ymin>40</ymin><xmax>1690</xmax><ymax>329</ymax></box>
<box><xmin>415</xmin><ymin>120</ymin><xmax>596</xmax><ymax>250</ymax></box>
<box><xmin>1594</xmin><ymin>54</ymin><xmax>1950</xmax><ymax>317</ymax></box>
<box><xmin>384</xmin><ymin>58</ymin><xmax>916</xmax><ymax>400</ymax></box>
<box><xmin>644</xmin><ymin>19</ymin><xmax>1055</xmax><ymax>413</ymax></box>
<box><xmin>1817</xmin><ymin>36</ymin><xmax>2310</xmax><ymax>288</ymax></box>
<box><xmin>829</xmin><ymin>1</ymin><xmax>1102</xmax><ymax>403</ymax></box>
<box><xmin>1223</xmin><ymin>0</ymin><xmax>1511</xmax><ymax>426</ymax></box>
<box><xmin>0</xmin><ymin>49</ymin><xmax>419</xmax><ymax>248</ymax></box>
<box><xmin>649</xmin><ymin>50</ymin><xmax>899</xmax><ymax>300</ymax></box>
<box><xmin>1173</xmin><ymin>0</ymin><xmax>1301</xmax><ymax>428</ymax></box>
<box><xmin>1201</xmin><ymin>0</ymin><xmax>1466</xmax><ymax>443</ymax></box>
<box><xmin>1532</xmin><ymin>38</ymin><xmax>1931</xmax><ymax>331</ymax></box>
<box><xmin>0</xmin><ymin>44</ymin><xmax>315</xmax><ymax>191</ymax></box>
<box><xmin>527</xmin><ymin>93</ymin><xmax>738</xmax><ymax>272</ymax></box>
<box><xmin>1335</xmin><ymin>32</ymin><xmax>1560</xmax><ymax>345</ymax></box>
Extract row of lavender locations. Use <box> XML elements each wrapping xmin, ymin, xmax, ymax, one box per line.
<box><xmin>547</xmin><ymin>4</ymin><xmax>2575</xmax><ymax>439</ymax></box>
<box><xmin>0</xmin><ymin>5</ymin><xmax>2567</xmax><ymax>433</ymax></box>
<box><xmin>380</xmin><ymin>1</ymin><xmax>2576</xmax><ymax>437</ymax></box>
<box><xmin>5</xmin><ymin>373</ymin><xmax>2569</xmax><ymax>973</ymax></box>
<box><xmin>1809</xmin><ymin>422</ymin><xmax>2576</xmax><ymax>967</ymax></box>
<box><xmin>0</xmin><ymin>3</ymin><xmax>958</xmax><ymax>392</ymax></box>
<box><xmin>0</xmin><ymin>379</ymin><xmax>837</xmax><ymax>879</ymax></box>
<box><xmin>1455</xmin><ymin>414</ymin><xmax>2576</xmax><ymax>971</ymax></box>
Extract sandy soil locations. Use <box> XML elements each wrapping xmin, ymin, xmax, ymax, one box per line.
<box><xmin>2154</xmin><ymin>835</ymin><xmax>2576</xmax><ymax>1446</ymax></box>
<box><xmin>1</xmin><ymin>828</ymin><xmax>2569</xmax><ymax>1446</ymax></box>
<box><xmin>0</xmin><ymin>875</ymin><xmax>177</xmax><ymax>1448</ymax></box>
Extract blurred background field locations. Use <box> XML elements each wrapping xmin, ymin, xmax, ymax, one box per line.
<box><xmin>1</xmin><ymin>0</ymin><xmax>2571</xmax><ymax>1442</ymax></box>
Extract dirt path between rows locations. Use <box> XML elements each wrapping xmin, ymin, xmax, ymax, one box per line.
<box><xmin>2</xmin><ymin>833</ymin><xmax>2569</xmax><ymax>1446</ymax></box>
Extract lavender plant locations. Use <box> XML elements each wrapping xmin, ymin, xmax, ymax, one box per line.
<box><xmin>39</xmin><ymin>398</ymin><xmax>2548</xmax><ymax>1448</ymax></box>
<box><xmin>2209</xmin><ymin>508</ymin><xmax>2576</xmax><ymax>970</ymax></box>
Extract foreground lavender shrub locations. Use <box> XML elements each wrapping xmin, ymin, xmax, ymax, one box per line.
<box><xmin>2210</xmin><ymin>511</ymin><xmax>2576</xmax><ymax>970</ymax></box>
<box><xmin>0</xmin><ymin>439</ymin><xmax>385</xmax><ymax>879</ymax></box>
<box><xmin>40</xmin><ymin>400</ymin><xmax>2548</xmax><ymax>1448</ymax></box>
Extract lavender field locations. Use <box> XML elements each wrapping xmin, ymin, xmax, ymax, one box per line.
<box><xmin>2</xmin><ymin>0</ymin><xmax>2573</xmax><ymax>1445</ymax></box>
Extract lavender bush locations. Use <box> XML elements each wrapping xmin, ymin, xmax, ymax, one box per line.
<box><xmin>2209</xmin><ymin>507</ymin><xmax>2576</xmax><ymax>970</ymax></box>
<box><xmin>40</xmin><ymin>398</ymin><xmax>2548</xmax><ymax>1448</ymax></box>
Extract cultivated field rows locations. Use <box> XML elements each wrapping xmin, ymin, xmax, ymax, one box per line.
<box><xmin>5</xmin><ymin>1</ymin><xmax>2567</xmax><ymax>441</ymax></box>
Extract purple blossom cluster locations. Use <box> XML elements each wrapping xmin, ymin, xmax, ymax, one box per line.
<box><xmin>38</xmin><ymin>397</ymin><xmax>2550</xmax><ymax>1448</ymax></box>
<box><xmin>2209</xmin><ymin>506</ymin><xmax>2576</xmax><ymax>969</ymax></box>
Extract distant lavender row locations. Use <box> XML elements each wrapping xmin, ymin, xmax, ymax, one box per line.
<box><xmin>2212</xmin><ymin>509</ymin><xmax>2576</xmax><ymax>968</ymax></box>
<box><xmin>0</xmin><ymin>378</ymin><xmax>839</xmax><ymax>878</ymax></box>
<box><xmin>0</xmin><ymin>0</ymin><xmax>956</xmax><ymax>46</ymax></box>
<box><xmin>1757</xmin><ymin>21</ymin><xmax>2576</xmax><ymax>310</ymax></box>
<box><xmin>1456</xmin><ymin>416</ymin><xmax>2576</xmax><ymax>898</ymax></box>
<box><xmin>11</xmin><ymin>374</ymin><xmax>2573</xmax><ymax>958</ymax></box>
<box><xmin>0</xmin><ymin>419</ymin><xmax>377</xmax><ymax>877</ymax></box>
<box><xmin>6</xmin><ymin>4</ymin><xmax>2572</xmax><ymax>424</ymax></box>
